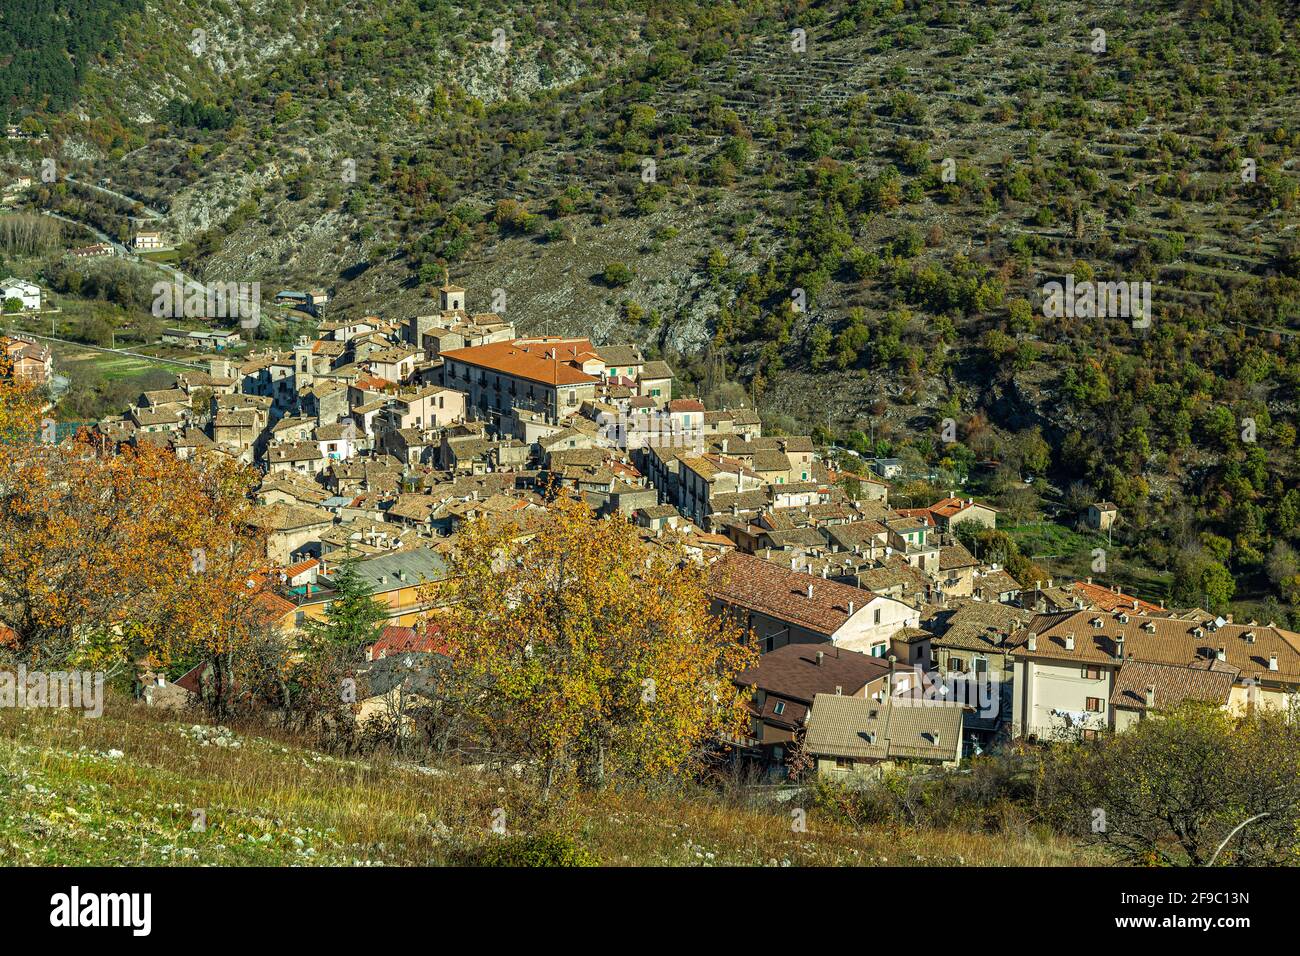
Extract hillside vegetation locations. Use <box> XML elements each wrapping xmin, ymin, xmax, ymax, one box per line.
<box><xmin>0</xmin><ymin>698</ymin><xmax>1093</xmax><ymax>866</ymax></box>
<box><xmin>4</xmin><ymin>0</ymin><xmax>1300</xmax><ymax>624</ymax></box>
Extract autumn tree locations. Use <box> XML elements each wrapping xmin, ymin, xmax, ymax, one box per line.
<box><xmin>0</xmin><ymin>364</ymin><xmax>276</xmax><ymax>709</ymax></box>
<box><xmin>1043</xmin><ymin>702</ymin><xmax>1300</xmax><ymax>866</ymax></box>
<box><xmin>424</xmin><ymin>496</ymin><xmax>754</xmax><ymax>793</ymax></box>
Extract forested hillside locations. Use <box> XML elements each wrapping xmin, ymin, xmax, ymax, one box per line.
<box><xmin>0</xmin><ymin>0</ymin><xmax>141</xmax><ymax>121</ymax></box>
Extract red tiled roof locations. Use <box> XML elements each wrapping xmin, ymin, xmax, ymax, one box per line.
<box><xmin>1067</xmin><ymin>580</ymin><xmax>1163</xmax><ymax>614</ymax></box>
<box><xmin>667</xmin><ymin>398</ymin><xmax>705</xmax><ymax>412</ymax></box>
<box><xmin>368</xmin><ymin>624</ymin><xmax>447</xmax><ymax>660</ymax></box>
<box><xmin>440</xmin><ymin>339</ymin><xmax>599</xmax><ymax>386</ymax></box>
<box><xmin>284</xmin><ymin>558</ymin><xmax>320</xmax><ymax>578</ymax></box>
<box><xmin>929</xmin><ymin>497</ymin><xmax>999</xmax><ymax>518</ymax></box>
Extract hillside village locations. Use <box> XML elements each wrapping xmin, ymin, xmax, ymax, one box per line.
<box><xmin>47</xmin><ymin>279</ymin><xmax>1297</xmax><ymax>782</ymax></box>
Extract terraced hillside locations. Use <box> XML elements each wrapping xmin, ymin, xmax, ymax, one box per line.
<box><xmin>4</xmin><ymin>0</ymin><xmax>1300</xmax><ymax>621</ymax></box>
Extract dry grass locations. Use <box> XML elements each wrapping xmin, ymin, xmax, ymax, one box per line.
<box><xmin>0</xmin><ymin>695</ymin><xmax>1098</xmax><ymax>866</ymax></box>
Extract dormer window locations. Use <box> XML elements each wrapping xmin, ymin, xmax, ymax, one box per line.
<box><xmin>1091</xmin><ymin>617</ymin><xmax>1104</xmax><ymax>628</ymax></box>
<box><xmin>772</xmin><ymin>701</ymin><xmax>785</xmax><ymax>716</ymax></box>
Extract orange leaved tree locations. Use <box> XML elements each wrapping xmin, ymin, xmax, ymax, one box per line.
<box><xmin>424</xmin><ymin>495</ymin><xmax>755</xmax><ymax>793</ymax></box>
<box><xmin>0</xmin><ymin>357</ymin><xmax>272</xmax><ymax>699</ymax></box>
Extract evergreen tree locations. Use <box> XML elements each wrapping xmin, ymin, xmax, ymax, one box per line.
<box><xmin>307</xmin><ymin>560</ymin><xmax>388</xmax><ymax>652</ymax></box>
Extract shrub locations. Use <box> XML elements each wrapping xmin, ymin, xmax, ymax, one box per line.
<box><xmin>455</xmin><ymin>833</ymin><xmax>596</xmax><ymax>867</ymax></box>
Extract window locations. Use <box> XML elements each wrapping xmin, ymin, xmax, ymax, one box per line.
<box><xmin>873</xmin><ymin>608</ymin><xmax>881</xmax><ymax>625</ymax></box>
<box><xmin>772</xmin><ymin>701</ymin><xmax>785</xmax><ymax>716</ymax></box>
<box><xmin>1081</xmin><ymin>729</ymin><xmax>1098</xmax><ymax>741</ymax></box>
<box><xmin>950</xmin><ymin>656</ymin><xmax>965</xmax><ymax>672</ymax></box>
<box><xmin>834</xmin><ymin>757</ymin><xmax>853</xmax><ymax>770</ymax></box>
<box><xmin>1083</xmin><ymin>666</ymin><xmax>1103</xmax><ymax>680</ymax></box>
<box><xmin>1086</xmin><ymin>697</ymin><xmax>1105</xmax><ymax>713</ymax></box>
<box><xmin>870</xmin><ymin>643</ymin><xmax>886</xmax><ymax>658</ymax></box>
<box><xmin>974</xmin><ymin>657</ymin><xmax>989</xmax><ymax>674</ymax></box>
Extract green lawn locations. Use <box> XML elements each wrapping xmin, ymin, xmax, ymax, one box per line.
<box><xmin>1005</xmin><ymin>521</ymin><xmax>1174</xmax><ymax>605</ymax></box>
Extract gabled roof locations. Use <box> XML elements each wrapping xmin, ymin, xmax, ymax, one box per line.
<box><xmin>804</xmin><ymin>694</ymin><xmax>965</xmax><ymax>763</ymax></box>
<box><xmin>1010</xmin><ymin>609</ymin><xmax>1300</xmax><ymax>684</ymax></box>
<box><xmin>735</xmin><ymin>643</ymin><xmax>889</xmax><ymax>708</ymax></box>
<box><xmin>708</xmin><ymin>551</ymin><xmax>872</xmax><ymax>637</ymax></box>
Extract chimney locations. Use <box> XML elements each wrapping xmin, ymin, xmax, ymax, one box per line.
<box><xmin>815</xmin><ymin>651</ymin><xmax>825</xmax><ymax>666</ymax></box>
<box><xmin>1027</xmin><ymin>632</ymin><xmax>1037</xmax><ymax>651</ymax></box>
<box><xmin>888</xmin><ymin>654</ymin><xmax>897</xmax><ymax>694</ymax></box>
<box><xmin>1225</xmin><ymin>613</ymin><xmax>1233</xmax><ymax>624</ymax></box>
<box><xmin>848</xmin><ymin>601</ymin><xmax>855</xmax><ymax>615</ymax></box>
<box><xmin>1064</xmin><ymin>634</ymin><xmax>1075</xmax><ymax>651</ymax></box>
<box><xmin>1087</xmin><ymin>576</ymin><xmax>1092</xmax><ymax>585</ymax></box>
<box><xmin>1216</xmin><ymin>646</ymin><xmax>1226</xmax><ymax>662</ymax></box>
<box><xmin>1047</xmin><ymin>578</ymin><xmax>1053</xmax><ymax>589</ymax></box>
<box><xmin>931</xmin><ymin>730</ymin><xmax>941</xmax><ymax>745</ymax></box>
<box><xmin>720</xmin><ymin>438</ymin><xmax>728</xmax><ymax>453</ymax></box>
<box><xmin>1035</xmin><ymin>579</ymin><xmax>1041</xmax><ymax>590</ymax></box>
<box><xmin>1269</xmin><ymin>655</ymin><xmax>1279</xmax><ymax>671</ymax></box>
<box><xmin>1144</xmin><ymin>685</ymin><xmax>1156</xmax><ymax>708</ymax></box>
<box><xmin>807</xmin><ymin>584</ymin><xmax>814</xmax><ymax>599</ymax></box>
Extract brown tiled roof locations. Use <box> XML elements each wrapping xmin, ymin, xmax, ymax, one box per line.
<box><xmin>709</xmin><ymin>551</ymin><xmax>871</xmax><ymax>637</ymax></box>
<box><xmin>1110</xmin><ymin>659</ymin><xmax>1237</xmax><ymax>711</ymax></box>
<box><xmin>826</xmin><ymin>520</ymin><xmax>889</xmax><ymax>552</ymax></box>
<box><xmin>938</xmin><ymin>542</ymin><xmax>978</xmax><ymax>571</ymax></box>
<box><xmin>735</xmin><ymin>643</ymin><xmax>890</xmax><ymax>706</ymax></box>
<box><xmin>1010</xmin><ymin>609</ymin><xmax>1300</xmax><ymax>685</ymax></box>
<box><xmin>932</xmin><ymin>601</ymin><xmax>1031</xmax><ymax>652</ymax></box>
<box><xmin>247</xmin><ymin>503</ymin><xmax>334</xmax><ymax>532</ymax></box>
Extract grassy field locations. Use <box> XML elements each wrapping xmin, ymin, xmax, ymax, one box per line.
<box><xmin>1005</xmin><ymin>521</ymin><xmax>1174</xmax><ymax>605</ymax></box>
<box><xmin>0</xmin><ymin>697</ymin><xmax>1097</xmax><ymax>867</ymax></box>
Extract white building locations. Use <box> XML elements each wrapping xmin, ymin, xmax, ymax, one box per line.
<box><xmin>0</xmin><ymin>278</ymin><xmax>41</xmax><ymax>311</ymax></box>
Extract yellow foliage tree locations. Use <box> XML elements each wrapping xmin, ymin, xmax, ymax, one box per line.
<box><xmin>425</xmin><ymin>495</ymin><xmax>755</xmax><ymax>792</ymax></box>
